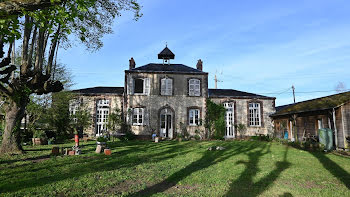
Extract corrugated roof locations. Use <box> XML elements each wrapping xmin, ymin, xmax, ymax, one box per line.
<box><xmin>209</xmin><ymin>89</ymin><xmax>274</xmax><ymax>99</ymax></box>
<box><xmin>126</xmin><ymin>63</ymin><xmax>207</xmax><ymax>74</ymax></box>
<box><xmin>72</xmin><ymin>87</ymin><xmax>124</xmax><ymax>95</ymax></box>
<box><xmin>272</xmin><ymin>91</ymin><xmax>350</xmax><ymax>117</ymax></box>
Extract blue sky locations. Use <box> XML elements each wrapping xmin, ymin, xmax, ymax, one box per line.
<box><xmin>59</xmin><ymin>0</ymin><xmax>350</xmax><ymax>106</ymax></box>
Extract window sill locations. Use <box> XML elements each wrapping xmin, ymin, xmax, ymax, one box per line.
<box><xmin>187</xmin><ymin>95</ymin><xmax>201</xmax><ymax>97</ymax></box>
<box><xmin>132</xmin><ymin>93</ymin><xmax>148</xmax><ymax>96</ymax></box>
<box><xmin>248</xmin><ymin>125</ymin><xmax>262</xmax><ymax>128</ymax></box>
<box><xmin>188</xmin><ymin>124</ymin><xmax>200</xmax><ymax>127</ymax></box>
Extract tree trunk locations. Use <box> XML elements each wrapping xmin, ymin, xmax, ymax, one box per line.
<box><xmin>0</xmin><ymin>101</ymin><xmax>26</xmax><ymax>154</ymax></box>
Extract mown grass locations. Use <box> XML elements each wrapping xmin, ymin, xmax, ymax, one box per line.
<box><xmin>0</xmin><ymin>140</ymin><xmax>349</xmax><ymax>196</ymax></box>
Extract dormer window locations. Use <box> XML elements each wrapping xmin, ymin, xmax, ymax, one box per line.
<box><xmin>161</xmin><ymin>78</ymin><xmax>173</xmax><ymax>95</ymax></box>
<box><xmin>189</xmin><ymin>79</ymin><xmax>200</xmax><ymax>96</ymax></box>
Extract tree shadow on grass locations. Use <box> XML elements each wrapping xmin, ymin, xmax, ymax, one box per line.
<box><xmin>310</xmin><ymin>151</ymin><xmax>350</xmax><ymax>190</ymax></box>
<box><xmin>0</xmin><ymin>141</ymin><xmax>198</xmax><ymax>193</ymax></box>
<box><xmin>225</xmin><ymin>144</ymin><xmax>290</xmax><ymax>197</ymax></box>
<box><xmin>127</xmin><ymin>141</ymin><xmax>262</xmax><ymax>197</ymax></box>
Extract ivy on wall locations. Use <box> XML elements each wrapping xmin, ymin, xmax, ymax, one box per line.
<box><xmin>205</xmin><ymin>99</ymin><xmax>226</xmax><ymax>139</ymax></box>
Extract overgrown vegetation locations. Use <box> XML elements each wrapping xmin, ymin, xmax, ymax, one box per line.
<box><xmin>205</xmin><ymin>99</ymin><xmax>226</xmax><ymax>139</ymax></box>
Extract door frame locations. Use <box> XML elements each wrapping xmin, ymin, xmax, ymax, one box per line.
<box><xmin>223</xmin><ymin>101</ymin><xmax>235</xmax><ymax>138</ymax></box>
<box><xmin>158</xmin><ymin>106</ymin><xmax>175</xmax><ymax>139</ymax></box>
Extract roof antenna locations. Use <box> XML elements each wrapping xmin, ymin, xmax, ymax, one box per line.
<box><xmin>214</xmin><ymin>70</ymin><xmax>223</xmax><ymax>89</ymax></box>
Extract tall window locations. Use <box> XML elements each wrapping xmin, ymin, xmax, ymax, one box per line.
<box><xmin>189</xmin><ymin>109</ymin><xmax>200</xmax><ymax>126</ymax></box>
<box><xmin>69</xmin><ymin>99</ymin><xmax>80</xmax><ymax>116</ymax></box>
<box><xmin>69</xmin><ymin>99</ymin><xmax>80</xmax><ymax>122</ymax></box>
<box><xmin>224</xmin><ymin>102</ymin><xmax>234</xmax><ymax>137</ymax></box>
<box><xmin>132</xmin><ymin>108</ymin><xmax>144</xmax><ymax>125</ymax></box>
<box><xmin>133</xmin><ymin>78</ymin><xmax>150</xmax><ymax>95</ymax></box>
<box><xmin>96</xmin><ymin>99</ymin><xmax>110</xmax><ymax>136</ymax></box>
<box><xmin>189</xmin><ymin>79</ymin><xmax>200</xmax><ymax>96</ymax></box>
<box><xmin>248</xmin><ymin>102</ymin><xmax>261</xmax><ymax>126</ymax></box>
<box><xmin>161</xmin><ymin>78</ymin><xmax>173</xmax><ymax>95</ymax></box>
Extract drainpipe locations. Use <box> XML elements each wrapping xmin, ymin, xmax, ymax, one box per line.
<box><xmin>332</xmin><ymin>108</ymin><xmax>338</xmax><ymax>148</ymax></box>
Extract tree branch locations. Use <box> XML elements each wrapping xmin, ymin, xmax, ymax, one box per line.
<box><xmin>47</xmin><ymin>23</ymin><xmax>61</xmax><ymax>75</ymax></box>
<box><xmin>0</xmin><ymin>0</ymin><xmax>66</xmax><ymax>18</ymax></box>
<box><xmin>20</xmin><ymin>14</ymin><xmax>32</xmax><ymax>75</ymax></box>
<box><xmin>27</xmin><ymin>24</ymin><xmax>37</xmax><ymax>69</ymax></box>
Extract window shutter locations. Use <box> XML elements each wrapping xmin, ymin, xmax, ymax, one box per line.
<box><xmin>195</xmin><ymin>80</ymin><xmax>200</xmax><ymax>96</ymax></box>
<box><xmin>189</xmin><ymin>80</ymin><xmax>194</xmax><ymax>96</ymax></box>
<box><xmin>144</xmin><ymin>78</ymin><xmax>150</xmax><ymax>95</ymax></box>
<box><xmin>127</xmin><ymin>76</ymin><xmax>134</xmax><ymax>95</ymax></box>
<box><xmin>166</xmin><ymin>79</ymin><xmax>172</xmax><ymax>95</ymax></box>
<box><xmin>126</xmin><ymin>108</ymin><xmax>131</xmax><ymax>124</ymax></box>
<box><xmin>143</xmin><ymin>108</ymin><xmax>149</xmax><ymax>125</ymax></box>
<box><xmin>161</xmin><ymin>78</ymin><xmax>166</xmax><ymax>95</ymax></box>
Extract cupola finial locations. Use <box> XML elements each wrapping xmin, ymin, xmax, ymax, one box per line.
<box><xmin>158</xmin><ymin>44</ymin><xmax>175</xmax><ymax>65</ymax></box>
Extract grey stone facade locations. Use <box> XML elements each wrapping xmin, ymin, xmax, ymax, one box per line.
<box><xmin>71</xmin><ymin>47</ymin><xmax>276</xmax><ymax>138</ymax></box>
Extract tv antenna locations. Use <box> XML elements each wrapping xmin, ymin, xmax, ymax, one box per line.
<box><xmin>214</xmin><ymin>70</ymin><xmax>223</xmax><ymax>89</ymax></box>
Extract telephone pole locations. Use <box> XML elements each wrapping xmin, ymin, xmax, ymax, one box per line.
<box><xmin>292</xmin><ymin>85</ymin><xmax>296</xmax><ymax>103</ymax></box>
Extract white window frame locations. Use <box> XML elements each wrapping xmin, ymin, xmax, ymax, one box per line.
<box><xmin>189</xmin><ymin>109</ymin><xmax>200</xmax><ymax>126</ymax></box>
<box><xmin>248</xmin><ymin>102</ymin><xmax>261</xmax><ymax>127</ymax></box>
<box><xmin>96</xmin><ymin>99</ymin><xmax>110</xmax><ymax>136</ymax></box>
<box><xmin>161</xmin><ymin>78</ymin><xmax>173</xmax><ymax>96</ymax></box>
<box><xmin>224</xmin><ymin>102</ymin><xmax>235</xmax><ymax>137</ymax></box>
<box><xmin>189</xmin><ymin>79</ymin><xmax>200</xmax><ymax>96</ymax></box>
<box><xmin>132</xmin><ymin>108</ymin><xmax>144</xmax><ymax>126</ymax></box>
<box><xmin>133</xmin><ymin>78</ymin><xmax>150</xmax><ymax>95</ymax></box>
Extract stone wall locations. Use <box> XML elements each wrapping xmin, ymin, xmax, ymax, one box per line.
<box><xmin>125</xmin><ymin>72</ymin><xmax>208</xmax><ymax>138</ymax></box>
<box><xmin>210</xmin><ymin>97</ymin><xmax>276</xmax><ymax>136</ymax></box>
<box><xmin>76</xmin><ymin>94</ymin><xmax>123</xmax><ymax>137</ymax></box>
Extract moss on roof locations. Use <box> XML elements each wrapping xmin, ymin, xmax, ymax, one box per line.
<box><xmin>272</xmin><ymin>91</ymin><xmax>350</xmax><ymax>117</ymax></box>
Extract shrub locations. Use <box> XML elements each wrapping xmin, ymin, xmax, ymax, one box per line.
<box><xmin>33</xmin><ymin>130</ymin><xmax>47</xmax><ymax>139</ymax></box>
<box><xmin>194</xmin><ymin>134</ymin><xmax>201</xmax><ymax>140</ymax></box>
<box><xmin>96</xmin><ymin>136</ymin><xmax>108</xmax><ymax>143</ymax></box>
<box><xmin>179</xmin><ymin>122</ymin><xmax>190</xmax><ymax>139</ymax></box>
<box><xmin>120</xmin><ymin>122</ymin><xmax>135</xmax><ymax>141</ymax></box>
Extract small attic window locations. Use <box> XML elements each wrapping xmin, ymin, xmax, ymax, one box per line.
<box><xmin>134</xmin><ymin>78</ymin><xmax>144</xmax><ymax>93</ymax></box>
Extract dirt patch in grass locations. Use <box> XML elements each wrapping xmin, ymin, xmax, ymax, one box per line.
<box><xmin>165</xmin><ymin>183</ymin><xmax>201</xmax><ymax>195</ymax></box>
<box><xmin>102</xmin><ymin>179</ymin><xmax>144</xmax><ymax>195</ymax></box>
<box><xmin>300</xmin><ymin>180</ymin><xmax>325</xmax><ymax>189</ymax></box>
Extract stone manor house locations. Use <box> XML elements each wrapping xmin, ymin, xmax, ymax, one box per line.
<box><xmin>70</xmin><ymin>47</ymin><xmax>276</xmax><ymax>139</ymax></box>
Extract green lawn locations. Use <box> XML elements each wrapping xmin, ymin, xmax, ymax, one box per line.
<box><xmin>0</xmin><ymin>140</ymin><xmax>349</xmax><ymax>197</ymax></box>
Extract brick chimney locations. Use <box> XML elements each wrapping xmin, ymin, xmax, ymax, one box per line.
<box><xmin>196</xmin><ymin>59</ymin><xmax>203</xmax><ymax>71</ymax></box>
<box><xmin>129</xmin><ymin>57</ymin><xmax>136</xmax><ymax>70</ymax></box>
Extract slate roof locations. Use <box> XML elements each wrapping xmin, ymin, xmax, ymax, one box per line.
<box><xmin>158</xmin><ymin>46</ymin><xmax>175</xmax><ymax>59</ymax></box>
<box><xmin>72</xmin><ymin>87</ymin><xmax>124</xmax><ymax>95</ymax></box>
<box><xmin>271</xmin><ymin>91</ymin><xmax>350</xmax><ymax>117</ymax></box>
<box><xmin>208</xmin><ymin>89</ymin><xmax>274</xmax><ymax>99</ymax></box>
<box><xmin>126</xmin><ymin>63</ymin><xmax>207</xmax><ymax>74</ymax></box>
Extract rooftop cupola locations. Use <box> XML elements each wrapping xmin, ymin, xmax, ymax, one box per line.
<box><xmin>158</xmin><ymin>44</ymin><xmax>175</xmax><ymax>65</ymax></box>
